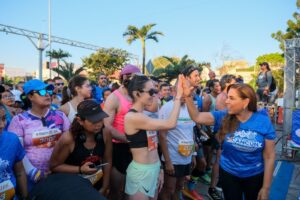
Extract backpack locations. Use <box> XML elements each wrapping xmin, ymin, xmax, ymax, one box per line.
<box><xmin>265</xmin><ymin>72</ymin><xmax>276</xmax><ymax>92</ymax></box>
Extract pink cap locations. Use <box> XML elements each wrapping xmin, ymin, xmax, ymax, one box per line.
<box><xmin>120</xmin><ymin>64</ymin><xmax>141</xmax><ymax>75</ymax></box>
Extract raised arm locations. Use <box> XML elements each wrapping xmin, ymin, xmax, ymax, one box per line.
<box><xmin>182</xmin><ymin>78</ymin><xmax>215</xmax><ymax>125</ymax></box>
<box><xmin>103</xmin><ymin>94</ymin><xmax>127</xmax><ymax>142</ymax></box>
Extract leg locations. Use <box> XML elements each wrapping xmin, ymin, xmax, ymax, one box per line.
<box><xmin>109</xmin><ymin>167</ymin><xmax>125</xmax><ymax>200</ymax></box>
<box><xmin>242</xmin><ymin>173</ymin><xmax>263</xmax><ymax>200</ymax></box>
<box><xmin>219</xmin><ymin>167</ymin><xmax>242</xmax><ymax>200</ymax></box>
<box><xmin>160</xmin><ymin>173</ymin><xmax>177</xmax><ymax>200</ymax></box>
<box><xmin>128</xmin><ymin>191</ymin><xmax>149</xmax><ymax>200</ymax></box>
<box><xmin>174</xmin><ymin>177</ymin><xmax>185</xmax><ymax>200</ymax></box>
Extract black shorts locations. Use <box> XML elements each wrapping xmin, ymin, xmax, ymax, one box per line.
<box><xmin>162</xmin><ymin>162</ymin><xmax>192</xmax><ymax>177</ymax></box>
<box><xmin>203</xmin><ymin>135</ymin><xmax>220</xmax><ymax>150</ymax></box>
<box><xmin>112</xmin><ymin>143</ymin><xmax>132</xmax><ymax>174</ymax></box>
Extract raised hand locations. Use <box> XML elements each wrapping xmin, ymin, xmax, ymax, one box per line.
<box><xmin>176</xmin><ymin>74</ymin><xmax>184</xmax><ymax>98</ymax></box>
<box><xmin>182</xmin><ymin>76</ymin><xmax>195</xmax><ymax>97</ymax></box>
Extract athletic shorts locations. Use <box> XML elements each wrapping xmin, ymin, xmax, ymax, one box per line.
<box><xmin>196</xmin><ymin>145</ymin><xmax>204</xmax><ymax>159</ymax></box>
<box><xmin>125</xmin><ymin>160</ymin><xmax>161</xmax><ymax>198</ymax></box>
<box><xmin>203</xmin><ymin>135</ymin><xmax>220</xmax><ymax>150</ymax></box>
<box><xmin>162</xmin><ymin>162</ymin><xmax>192</xmax><ymax>177</ymax></box>
<box><xmin>112</xmin><ymin>143</ymin><xmax>132</xmax><ymax>174</ymax></box>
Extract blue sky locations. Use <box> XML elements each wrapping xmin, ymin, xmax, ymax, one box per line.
<box><xmin>0</xmin><ymin>0</ymin><xmax>296</xmax><ymax>73</ymax></box>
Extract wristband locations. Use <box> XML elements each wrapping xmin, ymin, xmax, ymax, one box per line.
<box><xmin>192</xmin><ymin>152</ymin><xmax>197</xmax><ymax>156</ymax></box>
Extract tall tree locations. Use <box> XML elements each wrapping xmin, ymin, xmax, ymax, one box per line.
<box><xmin>52</xmin><ymin>60</ymin><xmax>85</xmax><ymax>82</ymax></box>
<box><xmin>271</xmin><ymin>12</ymin><xmax>300</xmax><ymax>51</ymax></box>
<box><xmin>123</xmin><ymin>23</ymin><xmax>163</xmax><ymax>74</ymax></box>
<box><xmin>46</xmin><ymin>49</ymin><xmax>71</xmax><ymax>67</ymax></box>
<box><xmin>152</xmin><ymin>55</ymin><xmax>201</xmax><ymax>82</ymax></box>
<box><xmin>82</xmin><ymin>48</ymin><xmax>130</xmax><ymax>80</ymax></box>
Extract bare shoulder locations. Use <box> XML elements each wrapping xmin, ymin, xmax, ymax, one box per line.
<box><xmin>59</xmin><ymin>131</ymin><xmax>74</xmax><ymax>146</ymax></box>
<box><xmin>59</xmin><ymin>102</ymin><xmax>69</xmax><ymax>114</ymax></box>
<box><xmin>104</xmin><ymin>92</ymin><xmax>119</xmax><ymax>110</ymax></box>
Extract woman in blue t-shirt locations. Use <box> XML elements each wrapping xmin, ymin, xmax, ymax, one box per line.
<box><xmin>0</xmin><ymin>104</ymin><xmax>28</xmax><ymax>200</ymax></box>
<box><xmin>182</xmin><ymin>82</ymin><xmax>275</xmax><ymax>200</ymax></box>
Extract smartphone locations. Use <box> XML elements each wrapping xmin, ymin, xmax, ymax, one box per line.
<box><xmin>89</xmin><ymin>163</ymin><xmax>109</xmax><ymax>170</ymax></box>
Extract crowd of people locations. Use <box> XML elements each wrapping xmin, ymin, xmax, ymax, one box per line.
<box><xmin>0</xmin><ymin>62</ymin><xmax>277</xmax><ymax>200</ymax></box>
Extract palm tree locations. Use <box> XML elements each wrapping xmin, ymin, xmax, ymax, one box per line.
<box><xmin>46</xmin><ymin>49</ymin><xmax>71</xmax><ymax>67</ymax></box>
<box><xmin>152</xmin><ymin>55</ymin><xmax>199</xmax><ymax>82</ymax></box>
<box><xmin>123</xmin><ymin>23</ymin><xmax>163</xmax><ymax>74</ymax></box>
<box><xmin>52</xmin><ymin>60</ymin><xmax>85</xmax><ymax>82</ymax></box>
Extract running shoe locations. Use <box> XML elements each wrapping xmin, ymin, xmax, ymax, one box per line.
<box><xmin>181</xmin><ymin>188</ymin><xmax>204</xmax><ymax>200</ymax></box>
<box><xmin>199</xmin><ymin>173</ymin><xmax>211</xmax><ymax>185</ymax></box>
<box><xmin>208</xmin><ymin>187</ymin><xmax>223</xmax><ymax>200</ymax></box>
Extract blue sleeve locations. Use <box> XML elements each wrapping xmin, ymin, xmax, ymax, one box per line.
<box><xmin>263</xmin><ymin>117</ymin><xmax>276</xmax><ymax>140</ymax></box>
<box><xmin>14</xmin><ymin>134</ymin><xmax>26</xmax><ymax>162</ymax></box>
<box><xmin>211</xmin><ymin>110</ymin><xmax>227</xmax><ymax>130</ymax></box>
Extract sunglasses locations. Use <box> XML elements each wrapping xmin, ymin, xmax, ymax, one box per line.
<box><xmin>140</xmin><ymin>88</ymin><xmax>158</xmax><ymax>96</ymax></box>
<box><xmin>55</xmin><ymin>83</ymin><xmax>64</xmax><ymax>86</ymax></box>
<box><xmin>32</xmin><ymin>89</ymin><xmax>53</xmax><ymax>96</ymax></box>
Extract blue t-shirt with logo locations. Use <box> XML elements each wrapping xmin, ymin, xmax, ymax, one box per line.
<box><xmin>212</xmin><ymin>110</ymin><xmax>276</xmax><ymax>178</ymax></box>
<box><xmin>0</xmin><ymin>131</ymin><xmax>26</xmax><ymax>200</ymax></box>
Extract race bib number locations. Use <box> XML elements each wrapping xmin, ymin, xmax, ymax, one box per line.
<box><xmin>81</xmin><ymin>169</ymin><xmax>103</xmax><ymax>185</ymax></box>
<box><xmin>178</xmin><ymin>140</ymin><xmax>194</xmax><ymax>157</ymax></box>
<box><xmin>146</xmin><ymin>131</ymin><xmax>158</xmax><ymax>151</ymax></box>
<box><xmin>0</xmin><ymin>180</ymin><xmax>15</xmax><ymax>200</ymax></box>
<box><xmin>32</xmin><ymin>128</ymin><xmax>62</xmax><ymax>148</ymax></box>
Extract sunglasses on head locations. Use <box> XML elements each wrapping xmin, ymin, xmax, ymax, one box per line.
<box><xmin>140</xmin><ymin>88</ymin><xmax>158</xmax><ymax>96</ymax></box>
<box><xmin>31</xmin><ymin>89</ymin><xmax>53</xmax><ymax>96</ymax></box>
<box><xmin>55</xmin><ymin>83</ymin><xmax>64</xmax><ymax>86</ymax></box>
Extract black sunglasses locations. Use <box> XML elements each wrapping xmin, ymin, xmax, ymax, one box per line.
<box><xmin>55</xmin><ymin>83</ymin><xmax>64</xmax><ymax>86</ymax></box>
<box><xmin>31</xmin><ymin>89</ymin><xmax>53</xmax><ymax>96</ymax></box>
<box><xmin>140</xmin><ymin>88</ymin><xmax>158</xmax><ymax>96</ymax></box>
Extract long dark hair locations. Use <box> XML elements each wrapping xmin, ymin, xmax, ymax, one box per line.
<box><xmin>127</xmin><ymin>75</ymin><xmax>150</xmax><ymax>101</ymax></box>
<box><xmin>218</xmin><ymin>83</ymin><xmax>257</xmax><ymax>141</ymax></box>
<box><xmin>61</xmin><ymin>75</ymin><xmax>88</xmax><ymax>105</ymax></box>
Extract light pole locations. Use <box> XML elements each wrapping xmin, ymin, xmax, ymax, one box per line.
<box><xmin>48</xmin><ymin>0</ymin><xmax>52</xmax><ymax>78</ymax></box>
<box><xmin>37</xmin><ymin>34</ymin><xmax>45</xmax><ymax>80</ymax></box>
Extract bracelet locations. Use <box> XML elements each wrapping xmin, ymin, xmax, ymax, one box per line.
<box><xmin>192</xmin><ymin>152</ymin><xmax>197</xmax><ymax>156</ymax></box>
<box><xmin>79</xmin><ymin>165</ymin><xmax>82</xmax><ymax>174</ymax></box>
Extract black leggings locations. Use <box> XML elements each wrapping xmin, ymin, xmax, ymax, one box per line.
<box><xmin>220</xmin><ymin>167</ymin><xmax>263</xmax><ymax>200</ymax></box>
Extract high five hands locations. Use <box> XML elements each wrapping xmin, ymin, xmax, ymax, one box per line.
<box><xmin>176</xmin><ymin>74</ymin><xmax>195</xmax><ymax>98</ymax></box>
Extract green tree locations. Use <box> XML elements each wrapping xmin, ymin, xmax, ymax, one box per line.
<box><xmin>82</xmin><ymin>48</ymin><xmax>130</xmax><ymax>80</ymax></box>
<box><xmin>152</xmin><ymin>55</ymin><xmax>201</xmax><ymax>82</ymax></box>
<box><xmin>52</xmin><ymin>60</ymin><xmax>85</xmax><ymax>82</ymax></box>
<box><xmin>271</xmin><ymin>12</ymin><xmax>300</xmax><ymax>51</ymax></box>
<box><xmin>123</xmin><ymin>23</ymin><xmax>163</xmax><ymax>74</ymax></box>
<box><xmin>46</xmin><ymin>49</ymin><xmax>71</xmax><ymax>66</ymax></box>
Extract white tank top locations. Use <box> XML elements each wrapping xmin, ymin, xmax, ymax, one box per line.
<box><xmin>67</xmin><ymin>102</ymin><xmax>77</xmax><ymax>123</ymax></box>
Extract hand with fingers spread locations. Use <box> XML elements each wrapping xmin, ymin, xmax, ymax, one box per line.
<box><xmin>182</xmin><ymin>76</ymin><xmax>195</xmax><ymax>98</ymax></box>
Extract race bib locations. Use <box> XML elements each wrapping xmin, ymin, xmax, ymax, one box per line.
<box><xmin>0</xmin><ymin>180</ymin><xmax>15</xmax><ymax>200</ymax></box>
<box><xmin>146</xmin><ymin>131</ymin><xmax>158</xmax><ymax>151</ymax></box>
<box><xmin>80</xmin><ymin>169</ymin><xmax>103</xmax><ymax>185</ymax></box>
<box><xmin>178</xmin><ymin>140</ymin><xmax>194</xmax><ymax>157</ymax></box>
<box><xmin>32</xmin><ymin>128</ymin><xmax>62</xmax><ymax>148</ymax></box>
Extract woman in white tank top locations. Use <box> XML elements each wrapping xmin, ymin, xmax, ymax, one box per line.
<box><xmin>59</xmin><ymin>75</ymin><xmax>92</xmax><ymax>123</ymax></box>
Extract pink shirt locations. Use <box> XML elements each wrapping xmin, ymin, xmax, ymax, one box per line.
<box><xmin>112</xmin><ymin>89</ymin><xmax>132</xmax><ymax>143</ymax></box>
<box><xmin>8</xmin><ymin>109</ymin><xmax>70</xmax><ymax>173</ymax></box>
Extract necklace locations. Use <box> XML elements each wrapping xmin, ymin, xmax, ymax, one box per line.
<box><xmin>88</xmin><ymin>147</ymin><xmax>95</xmax><ymax>156</ymax></box>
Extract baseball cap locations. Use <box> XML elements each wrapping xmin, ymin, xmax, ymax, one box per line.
<box><xmin>120</xmin><ymin>64</ymin><xmax>141</xmax><ymax>75</ymax></box>
<box><xmin>77</xmin><ymin>100</ymin><xmax>109</xmax><ymax>123</ymax></box>
<box><xmin>23</xmin><ymin>79</ymin><xmax>54</xmax><ymax>95</ymax></box>
<box><xmin>259</xmin><ymin>62</ymin><xmax>269</xmax><ymax>67</ymax></box>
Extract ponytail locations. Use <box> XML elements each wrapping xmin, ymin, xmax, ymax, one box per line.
<box><xmin>61</xmin><ymin>86</ymin><xmax>72</xmax><ymax>105</ymax></box>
